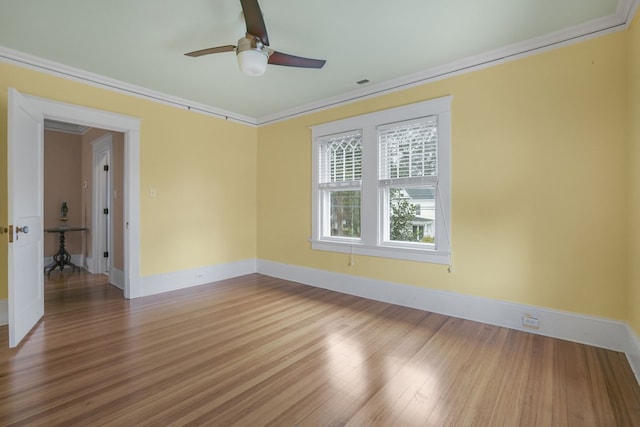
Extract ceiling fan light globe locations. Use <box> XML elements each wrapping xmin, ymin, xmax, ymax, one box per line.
<box><xmin>237</xmin><ymin>49</ymin><xmax>268</xmax><ymax>76</ymax></box>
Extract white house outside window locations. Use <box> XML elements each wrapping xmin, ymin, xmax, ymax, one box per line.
<box><xmin>311</xmin><ymin>96</ymin><xmax>451</xmax><ymax>264</ymax></box>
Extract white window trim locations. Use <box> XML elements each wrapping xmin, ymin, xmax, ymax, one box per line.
<box><xmin>311</xmin><ymin>96</ymin><xmax>452</xmax><ymax>264</ymax></box>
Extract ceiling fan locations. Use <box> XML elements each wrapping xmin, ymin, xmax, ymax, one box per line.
<box><xmin>185</xmin><ymin>0</ymin><xmax>326</xmax><ymax>77</ymax></box>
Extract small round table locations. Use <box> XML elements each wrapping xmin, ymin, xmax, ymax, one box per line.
<box><xmin>44</xmin><ymin>226</ymin><xmax>88</xmax><ymax>276</ymax></box>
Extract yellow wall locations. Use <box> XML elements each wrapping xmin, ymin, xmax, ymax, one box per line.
<box><xmin>0</xmin><ymin>62</ymin><xmax>258</xmax><ymax>298</ymax></box>
<box><xmin>629</xmin><ymin>14</ymin><xmax>640</xmax><ymax>336</ymax></box>
<box><xmin>258</xmin><ymin>31</ymin><xmax>630</xmax><ymax>321</ymax></box>
<box><xmin>0</xmin><ymin>22</ymin><xmax>635</xmax><ymax>327</ymax></box>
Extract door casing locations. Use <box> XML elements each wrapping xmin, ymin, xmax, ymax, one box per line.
<box><xmin>16</xmin><ymin>92</ymin><xmax>141</xmax><ymax>299</ymax></box>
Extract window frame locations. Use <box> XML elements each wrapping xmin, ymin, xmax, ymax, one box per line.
<box><xmin>317</xmin><ymin>130</ymin><xmax>363</xmax><ymax>241</ymax></box>
<box><xmin>311</xmin><ymin>96</ymin><xmax>451</xmax><ymax>264</ymax></box>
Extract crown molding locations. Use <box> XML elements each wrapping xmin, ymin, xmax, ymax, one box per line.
<box><xmin>257</xmin><ymin>0</ymin><xmax>639</xmax><ymax>126</ymax></box>
<box><xmin>1</xmin><ymin>0</ymin><xmax>637</xmax><ymax>128</ymax></box>
<box><xmin>0</xmin><ymin>47</ymin><xmax>257</xmax><ymax>127</ymax></box>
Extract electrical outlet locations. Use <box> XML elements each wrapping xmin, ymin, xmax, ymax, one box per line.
<box><xmin>522</xmin><ymin>314</ymin><xmax>540</xmax><ymax>329</ymax></box>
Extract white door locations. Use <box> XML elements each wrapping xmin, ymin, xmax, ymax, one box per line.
<box><xmin>7</xmin><ymin>88</ymin><xmax>45</xmax><ymax>348</ymax></box>
<box><xmin>92</xmin><ymin>134</ymin><xmax>112</xmax><ymax>276</ymax></box>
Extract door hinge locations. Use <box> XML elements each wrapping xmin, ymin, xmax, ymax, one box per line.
<box><xmin>103</xmin><ymin>208</ymin><xmax>109</xmax><ymax>215</ymax></box>
<box><xmin>103</xmin><ymin>164</ymin><xmax>109</xmax><ymax>172</ymax></box>
<box><xmin>103</xmin><ymin>251</ymin><xmax>109</xmax><ymax>258</ymax></box>
<box><xmin>8</xmin><ymin>225</ymin><xmax>13</xmax><ymax>243</ymax></box>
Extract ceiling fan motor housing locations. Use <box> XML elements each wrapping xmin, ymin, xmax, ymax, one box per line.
<box><xmin>236</xmin><ymin>36</ymin><xmax>270</xmax><ymax>76</ymax></box>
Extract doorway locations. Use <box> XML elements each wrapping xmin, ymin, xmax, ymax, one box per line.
<box><xmin>21</xmin><ymin>93</ymin><xmax>141</xmax><ymax>299</ymax></box>
<box><xmin>42</xmin><ymin>126</ymin><xmax>125</xmax><ymax>289</ymax></box>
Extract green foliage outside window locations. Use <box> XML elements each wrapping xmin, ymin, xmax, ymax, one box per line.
<box><xmin>390</xmin><ymin>189</ymin><xmax>418</xmax><ymax>242</ymax></box>
<box><xmin>330</xmin><ymin>191</ymin><xmax>361</xmax><ymax>238</ymax></box>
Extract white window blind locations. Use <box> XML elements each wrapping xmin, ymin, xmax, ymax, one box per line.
<box><xmin>379</xmin><ymin>117</ymin><xmax>438</xmax><ymax>185</ymax></box>
<box><xmin>318</xmin><ymin>131</ymin><xmax>362</xmax><ymax>187</ymax></box>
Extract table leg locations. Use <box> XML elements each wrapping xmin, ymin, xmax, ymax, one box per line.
<box><xmin>45</xmin><ymin>230</ymin><xmax>83</xmax><ymax>276</ymax></box>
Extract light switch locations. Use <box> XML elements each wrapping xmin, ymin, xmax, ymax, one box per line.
<box><xmin>150</xmin><ymin>188</ymin><xmax>157</xmax><ymax>198</ymax></box>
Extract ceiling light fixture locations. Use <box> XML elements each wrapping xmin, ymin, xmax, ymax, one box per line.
<box><xmin>236</xmin><ymin>36</ymin><xmax>269</xmax><ymax>77</ymax></box>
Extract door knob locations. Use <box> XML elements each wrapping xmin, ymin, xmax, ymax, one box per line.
<box><xmin>16</xmin><ymin>226</ymin><xmax>29</xmax><ymax>234</ymax></box>
<box><xmin>0</xmin><ymin>226</ymin><xmax>7</xmax><ymax>234</ymax></box>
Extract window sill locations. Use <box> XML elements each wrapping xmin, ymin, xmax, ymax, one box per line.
<box><xmin>311</xmin><ymin>240</ymin><xmax>451</xmax><ymax>264</ymax></box>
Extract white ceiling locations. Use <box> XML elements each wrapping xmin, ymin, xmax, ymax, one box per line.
<box><xmin>0</xmin><ymin>0</ymin><xmax>636</xmax><ymax>124</ymax></box>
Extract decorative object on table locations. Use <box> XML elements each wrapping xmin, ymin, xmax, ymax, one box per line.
<box><xmin>60</xmin><ymin>201</ymin><xmax>69</xmax><ymax>223</ymax></box>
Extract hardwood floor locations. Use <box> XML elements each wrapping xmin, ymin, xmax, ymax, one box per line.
<box><xmin>0</xmin><ymin>272</ymin><xmax>639</xmax><ymax>426</ymax></box>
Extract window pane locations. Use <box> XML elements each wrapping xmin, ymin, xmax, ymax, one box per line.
<box><xmin>388</xmin><ymin>187</ymin><xmax>435</xmax><ymax>243</ymax></box>
<box><xmin>379</xmin><ymin>118</ymin><xmax>437</xmax><ymax>180</ymax></box>
<box><xmin>319</xmin><ymin>131</ymin><xmax>362</xmax><ymax>184</ymax></box>
<box><xmin>330</xmin><ymin>190</ymin><xmax>361</xmax><ymax>238</ymax></box>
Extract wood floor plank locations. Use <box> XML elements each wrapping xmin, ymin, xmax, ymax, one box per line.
<box><xmin>0</xmin><ymin>271</ymin><xmax>638</xmax><ymax>426</ymax></box>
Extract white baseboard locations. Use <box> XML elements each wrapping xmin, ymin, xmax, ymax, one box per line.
<box><xmin>257</xmin><ymin>260</ymin><xmax>632</xmax><ymax>354</ymax></box>
<box><xmin>0</xmin><ymin>300</ymin><xmax>7</xmax><ymax>326</ymax></box>
<box><xmin>85</xmin><ymin>256</ymin><xmax>95</xmax><ymax>274</ymax></box>
<box><xmin>626</xmin><ymin>326</ymin><xmax>640</xmax><ymax>384</ymax></box>
<box><xmin>110</xmin><ymin>268</ymin><xmax>124</xmax><ymax>290</ymax></box>
<box><xmin>139</xmin><ymin>258</ymin><xmax>257</xmax><ymax>297</ymax></box>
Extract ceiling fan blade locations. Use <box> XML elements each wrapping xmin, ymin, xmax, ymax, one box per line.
<box><xmin>240</xmin><ymin>0</ymin><xmax>269</xmax><ymax>45</ymax></box>
<box><xmin>185</xmin><ymin>45</ymin><xmax>236</xmax><ymax>57</ymax></box>
<box><xmin>268</xmin><ymin>51</ymin><xmax>326</xmax><ymax>69</ymax></box>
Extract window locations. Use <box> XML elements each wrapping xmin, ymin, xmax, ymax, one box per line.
<box><xmin>311</xmin><ymin>96</ymin><xmax>451</xmax><ymax>264</ymax></box>
<box><xmin>318</xmin><ymin>131</ymin><xmax>362</xmax><ymax>238</ymax></box>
